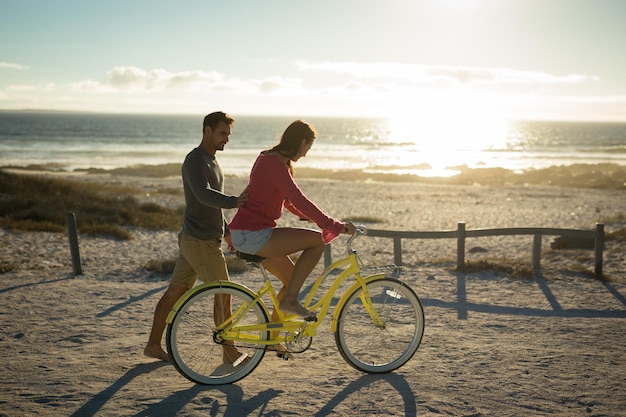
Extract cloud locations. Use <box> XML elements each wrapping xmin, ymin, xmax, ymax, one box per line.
<box><xmin>257</xmin><ymin>77</ymin><xmax>302</xmax><ymax>94</ymax></box>
<box><xmin>295</xmin><ymin>61</ymin><xmax>597</xmax><ymax>86</ymax></box>
<box><xmin>559</xmin><ymin>94</ymin><xmax>626</xmax><ymax>104</ymax></box>
<box><xmin>68</xmin><ymin>66</ymin><xmax>221</xmax><ymax>92</ymax></box>
<box><xmin>0</xmin><ymin>62</ymin><xmax>30</xmax><ymax>70</ymax></box>
<box><xmin>69</xmin><ymin>66</ymin><xmax>302</xmax><ymax>95</ymax></box>
<box><xmin>7</xmin><ymin>84</ymin><xmax>36</xmax><ymax>92</ymax></box>
<box><xmin>64</xmin><ymin>63</ymin><xmax>598</xmax><ymax>106</ymax></box>
<box><xmin>4</xmin><ymin>61</ymin><xmax>618</xmax><ymax>120</ymax></box>
<box><xmin>431</xmin><ymin>67</ymin><xmax>598</xmax><ymax>85</ymax></box>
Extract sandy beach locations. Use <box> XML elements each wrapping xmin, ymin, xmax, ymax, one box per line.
<box><xmin>1</xmin><ymin>167</ymin><xmax>626</xmax><ymax>416</ymax></box>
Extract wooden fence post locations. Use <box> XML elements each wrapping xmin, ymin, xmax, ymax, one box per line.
<box><xmin>66</xmin><ymin>212</ymin><xmax>83</xmax><ymax>275</ymax></box>
<box><xmin>393</xmin><ymin>236</ymin><xmax>403</xmax><ymax>266</ymax></box>
<box><xmin>595</xmin><ymin>223</ymin><xmax>604</xmax><ymax>275</ymax></box>
<box><xmin>457</xmin><ymin>222</ymin><xmax>466</xmax><ymax>269</ymax></box>
<box><xmin>532</xmin><ymin>233</ymin><xmax>542</xmax><ymax>270</ymax></box>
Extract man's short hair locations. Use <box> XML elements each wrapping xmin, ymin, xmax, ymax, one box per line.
<box><xmin>203</xmin><ymin>111</ymin><xmax>235</xmax><ymax>131</ymax></box>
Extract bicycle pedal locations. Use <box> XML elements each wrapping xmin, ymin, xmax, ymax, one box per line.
<box><xmin>232</xmin><ymin>353</ymin><xmax>249</xmax><ymax>367</ymax></box>
<box><xmin>276</xmin><ymin>351</ymin><xmax>293</xmax><ymax>360</ymax></box>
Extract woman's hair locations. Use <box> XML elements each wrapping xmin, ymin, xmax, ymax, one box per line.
<box><xmin>269</xmin><ymin>120</ymin><xmax>316</xmax><ymax>172</ymax></box>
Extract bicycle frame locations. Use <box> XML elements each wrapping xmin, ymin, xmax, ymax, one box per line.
<box><xmin>167</xmin><ymin>252</ymin><xmax>384</xmax><ymax>345</ymax></box>
<box><xmin>166</xmin><ymin>249</ymin><xmax>388</xmax><ymax>347</ymax></box>
<box><xmin>302</xmin><ymin>252</ymin><xmax>387</xmax><ymax>333</ymax></box>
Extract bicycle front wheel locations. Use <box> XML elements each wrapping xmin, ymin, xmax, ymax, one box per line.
<box><xmin>335</xmin><ymin>277</ymin><xmax>424</xmax><ymax>373</ymax></box>
<box><xmin>166</xmin><ymin>284</ymin><xmax>270</xmax><ymax>384</ymax></box>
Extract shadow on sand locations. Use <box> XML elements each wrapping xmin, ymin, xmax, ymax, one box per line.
<box><xmin>68</xmin><ymin>269</ymin><xmax>625</xmax><ymax>416</ymax></box>
<box><xmin>0</xmin><ymin>274</ymin><xmax>77</xmax><ymax>294</ymax></box>
<box><xmin>69</xmin><ymin>362</ymin><xmax>416</xmax><ymax>416</ymax></box>
<box><xmin>314</xmin><ymin>373</ymin><xmax>416</xmax><ymax>417</ymax></box>
<box><xmin>424</xmin><ymin>272</ymin><xmax>626</xmax><ymax>320</ymax></box>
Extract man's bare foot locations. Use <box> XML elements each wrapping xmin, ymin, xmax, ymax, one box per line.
<box><xmin>279</xmin><ymin>299</ymin><xmax>317</xmax><ymax>321</ymax></box>
<box><xmin>144</xmin><ymin>344</ymin><xmax>170</xmax><ymax>362</ymax></box>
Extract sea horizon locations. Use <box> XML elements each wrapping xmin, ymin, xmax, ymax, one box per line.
<box><xmin>1</xmin><ymin>110</ymin><xmax>625</xmax><ymax>180</ymax></box>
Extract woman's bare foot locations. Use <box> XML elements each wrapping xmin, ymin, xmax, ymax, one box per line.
<box><xmin>144</xmin><ymin>344</ymin><xmax>170</xmax><ymax>362</ymax></box>
<box><xmin>266</xmin><ymin>344</ymin><xmax>293</xmax><ymax>360</ymax></box>
<box><xmin>279</xmin><ymin>299</ymin><xmax>317</xmax><ymax>321</ymax></box>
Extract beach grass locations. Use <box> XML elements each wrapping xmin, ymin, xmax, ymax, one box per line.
<box><xmin>456</xmin><ymin>258</ymin><xmax>536</xmax><ymax>278</ymax></box>
<box><xmin>0</xmin><ymin>170</ymin><xmax>182</xmax><ymax>239</ymax></box>
<box><xmin>606</xmin><ymin>227</ymin><xmax>626</xmax><ymax>242</ymax></box>
<box><xmin>144</xmin><ymin>254</ymin><xmax>249</xmax><ymax>276</ymax></box>
<box><xmin>80</xmin><ymin>163</ymin><xmax>182</xmax><ymax>178</ymax></box>
<box><xmin>0</xmin><ymin>260</ymin><xmax>15</xmax><ymax>273</ymax></box>
<box><xmin>296</xmin><ymin>163</ymin><xmax>626</xmax><ymax>189</ymax></box>
<box><xmin>342</xmin><ymin>215</ymin><xmax>385</xmax><ymax>224</ymax></box>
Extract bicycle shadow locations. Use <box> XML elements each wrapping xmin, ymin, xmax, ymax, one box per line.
<box><xmin>136</xmin><ymin>372</ymin><xmax>415</xmax><ymax>417</ymax></box>
<box><xmin>314</xmin><ymin>372</ymin><xmax>416</xmax><ymax>417</ymax></box>
<box><xmin>132</xmin><ymin>384</ymin><xmax>283</xmax><ymax>417</ymax></box>
<box><xmin>425</xmin><ymin>271</ymin><xmax>626</xmax><ymax>320</ymax></box>
<box><xmin>68</xmin><ymin>361</ymin><xmax>283</xmax><ymax>417</ymax></box>
<box><xmin>69</xmin><ymin>362</ymin><xmax>168</xmax><ymax>417</ymax></box>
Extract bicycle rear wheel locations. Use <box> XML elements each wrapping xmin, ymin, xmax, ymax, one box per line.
<box><xmin>335</xmin><ymin>277</ymin><xmax>424</xmax><ymax>373</ymax></box>
<box><xmin>166</xmin><ymin>284</ymin><xmax>270</xmax><ymax>384</ymax></box>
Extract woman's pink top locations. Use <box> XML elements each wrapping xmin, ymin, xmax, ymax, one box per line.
<box><xmin>228</xmin><ymin>152</ymin><xmax>344</xmax><ymax>244</ymax></box>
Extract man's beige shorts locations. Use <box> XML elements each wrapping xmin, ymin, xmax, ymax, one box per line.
<box><xmin>171</xmin><ymin>231</ymin><xmax>229</xmax><ymax>289</ymax></box>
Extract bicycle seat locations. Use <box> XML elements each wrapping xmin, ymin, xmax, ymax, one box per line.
<box><xmin>236</xmin><ymin>251</ymin><xmax>266</xmax><ymax>263</ymax></box>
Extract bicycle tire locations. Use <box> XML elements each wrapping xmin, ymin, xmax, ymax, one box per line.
<box><xmin>166</xmin><ymin>283</ymin><xmax>270</xmax><ymax>384</ymax></box>
<box><xmin>335</xmin><ymin>277</ymin><xmax>424</xmax><ymax>373</ymax></box>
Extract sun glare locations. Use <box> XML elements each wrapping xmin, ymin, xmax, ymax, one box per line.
<box><xmin>386</xmin><ymin>93</ymin><xmax>510</xmax><ymax>176</ymax></box>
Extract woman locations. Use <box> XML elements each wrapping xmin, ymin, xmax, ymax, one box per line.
<box><xmin>229</xmin><ymin>120</ymin><xmax>356</xmax><ymax>321</ymax></box>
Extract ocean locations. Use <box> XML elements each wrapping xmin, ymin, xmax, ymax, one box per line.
<box><xmin>0</xmin><ymin>111</ymin><xmax>625</xmax><ymax>178</ymax></box>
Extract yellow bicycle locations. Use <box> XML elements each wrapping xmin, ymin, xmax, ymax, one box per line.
<box><xmin>165</xmin><ymin>226</ymin><xmax>425</xmax><ymax>385</ymax></box>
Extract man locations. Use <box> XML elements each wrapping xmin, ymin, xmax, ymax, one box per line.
<box><xmin>144</xmin><ymin>111</ymin><xmax>247</xmax><ymax>363</ymax></box>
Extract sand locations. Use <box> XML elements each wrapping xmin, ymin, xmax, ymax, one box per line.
<box><xmin>1</xmin><ymin>168</ymin><xmax>626</xmax><ymax>416</ymax></box>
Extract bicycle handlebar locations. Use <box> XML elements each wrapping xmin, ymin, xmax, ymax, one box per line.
<box><xmin>346</xmin><ymin>225</ymin><xmax>367</xmax><ymax>252</ymax></box>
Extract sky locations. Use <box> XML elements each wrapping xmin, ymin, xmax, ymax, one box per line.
<box><xmin>1</xmin><ymin>0</ymin><xmax>625</xmax><ymax>122</ymax></box>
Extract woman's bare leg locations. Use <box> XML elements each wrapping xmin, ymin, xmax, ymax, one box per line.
<box><xmin>262</xmin><ymin>256</ymin><xmax>293</xmax><ymax>357</ymax></box>
<box><xmin>263</xmin><ymin>256</ymin><xmax>294</xmax><ymax>328</ymax></box>
<box><xmin>257</xmin><ymin>228</ymin><xmax>325</xmax><ymax>319</ymax></box>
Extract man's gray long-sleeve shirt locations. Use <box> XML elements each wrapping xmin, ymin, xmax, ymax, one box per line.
<box><xmin>181</xmin><ymin>147</ymin><xmax>237</xmax><ymax>240</ymax></box>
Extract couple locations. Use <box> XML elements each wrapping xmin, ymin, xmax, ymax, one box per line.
<box><xmin>144</xmin><ymin>111</ymin><xmax>356</xmax><ymax>363</ymax></box>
